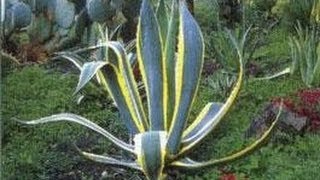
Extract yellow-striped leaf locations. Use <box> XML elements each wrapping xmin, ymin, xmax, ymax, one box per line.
<box><xmin>167</xmin><ymin>1</ymin><xmax>204</xmax><ymax>154</ymax></box>
<box><xmin>171</xmin><ymin>104</ymin><xmax>282</xmax><ymax>168</ymax></box>
<box><xmin>137</xmin><ymin>0</ymin><xmax>165</xmax><ymax>130</ymax></box>
<box><xmin>15</xmin><ymin>113</ymin><xmax>134</xmax><ymax>153</ymax></box>
<box><xmin>182</xmin><ymin>102</ymin><xmax>223</xmax><ymax>142</ymax></box>
<box><xmin>156</xmin><ymin>0</ymin><xmax>168</xmax><ymax>43</ymax></box>
<box><xmin>164</xmin><ymin>0</ymin><xmax>179</xmax><ymax>128</ymax></box>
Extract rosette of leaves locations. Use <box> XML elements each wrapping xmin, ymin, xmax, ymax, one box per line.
<box><xmin>289</xmin><ymin>23</ymin><xmax>320</xmax><ymax>87</ymax></box>
<box><xmin>18</xmin><ymin>0</ymin><xmax>282</xmax><ymax>179</ymax></box>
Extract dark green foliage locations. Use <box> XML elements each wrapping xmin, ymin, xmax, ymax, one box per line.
<box><xmin>272</xmin><ymin>0</ymin><xmax>316</xmax><ymax>29</ymax></box>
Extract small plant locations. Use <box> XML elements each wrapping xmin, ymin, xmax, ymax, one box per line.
<box><xmin>18</xmin><ymin>0</ymin><xmax>282</xmax><ymax>179</ymax></box>
<box><xmin>210</xmin><ymin>26</ymin><xmax>260</xmax><ymax>72</ymax></box>
<box><xmin>289</xmin><ymin>23</ymin><xmax>320</xmax><ymax>87</ymax></box>
<box><xmin>271</xmin><ymin>0</ymin><xmax>317</xmax><ymax>29</ymax></box>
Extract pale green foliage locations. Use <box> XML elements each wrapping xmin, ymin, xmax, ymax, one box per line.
<box><xmin>289</xmin><ymin>23</ymin><xmax>320</xmax><ymax>87</ymax></box>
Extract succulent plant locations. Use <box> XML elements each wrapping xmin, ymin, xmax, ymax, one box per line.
<box><xmin>5</xmin><ymin>1</ymin><xmax>32</xmax><ymax>30</ymax></box>
<box><xmin>86</xmin><ymin>0</ymin><xmax>117</xmax><ymax>23</ymax></box>
<box><xmin>55</xmin><ymin>0</ymin><xmax>75</xmax><ymax>28</ymax></box>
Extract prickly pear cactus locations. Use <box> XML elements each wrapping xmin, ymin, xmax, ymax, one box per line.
<box><xmin>55</xmin><ymin>0</ymin><xmax>75</xmax><ymax>28</ymax></box>
<box><xmin>1</xmin><ymin>0</ymin><xmax>147</xmax><ymax>63</ymax></box>
<box><xmin>86</xmin><ymin>0</ymin><xmax>117</xmax><ymax>23</ymax></box>
<box><xmin>5</xmin><ymin>1</ymin><xmax>32</xmax><ymax>30</ymax></box>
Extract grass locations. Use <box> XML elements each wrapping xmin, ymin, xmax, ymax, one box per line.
<box><xmin>181</xmin><ymin>74</ymin><xmax>320</xmax><ymax>179</ymax></box>
<box><xmin>1</xmin><ymin>66</ymin><xmax>133</xmax><ymax>179</ymax></box>
<box><xmin>1</xmin><ymin>65</ymin><xmax>319</xmax><ymax>179</ymax></box>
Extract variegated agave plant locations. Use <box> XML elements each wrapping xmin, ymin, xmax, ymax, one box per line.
<box><xmin>19</xmin><ymin>0</ymin><xmax>281</xmax><ymax>179</ymax></box>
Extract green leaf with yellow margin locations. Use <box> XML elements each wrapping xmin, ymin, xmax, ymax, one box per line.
<box><xmin>167</xmin><ymin>1</ymin><xmax>204</xmax><ymax>155</ymax></box>
<box><xmin>164</xmin><ymin>0</ymin><xmax>179</xmax><ymax>128</ymax></box>
<box><xmin>137</xmin><ymin>0</ymin><xmax>166</xmax><ymax>130</ymax></box>
<box><xmin>171</xmin><ymin>103</ymin><xmax>283</xmax><ymax>168</ymax></box>
<box><xmin>15</xmin><ymin>113</ymin><xmax>134</xmax><ymax>153</ymax></box>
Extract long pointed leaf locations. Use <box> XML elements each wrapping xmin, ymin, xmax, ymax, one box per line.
<box><xmin>167</xmin><ymin>1</ymin><xmax>204</xmax><ymax>154</ymax></box>
<box><xmin>54</xmin><ymin>52</ymin><xmax>84</xmax><ymax>70</ymax></box>
<box><xmin>108</xmin><ymin>42</ymin><xmax>148</xmax><ymax>130</ymax></box>
<box><xmin>75</xmin><ymin>61</ymin><xmax>107</xmax><ymax>94</ymax></box>
<box><xmin>15</xmin><ymin>113</ymin><xmax>134</xmax><ymax>153</ymax></box>
<box><xmin>164</xmin><ymin>0</ymin><xmax>179</xmax><ymax>129</ymax></box>
<box><xmin>182</xmin><ymin>102</ymin><xmax>223</xmax><ymax>141</ymax></box>
<box><xmin>97</xmin><ymin>65</ymin><xmax>143</xmax><ymax>134</ymax></box>
<box><xmin>76</xmin><ymin>148</ymin><xmax>141</xmax><ymax>170</ymax></box>
<box><xmin>156</xmin><ymin>0</ymin><xmax>168</xmax><ymax>43</ymax></box>
<box><xmin>137</xmin><ymin>0</ymin><xmax>165</xmax><ymax>130</ymax></box>
<box><xmin>71</xmin><ymin>41</ymin><xmax>147</xmax><ymax>133</ymax></box>
<box><xmin>171</xmin><ymin>104</ymin><xmax>282</xmax><ymax>168</ymax></box>
<box><xmin>176</xmin><ymin>47</ymin><xmax>244</xmax><ymax>156</ymax></box>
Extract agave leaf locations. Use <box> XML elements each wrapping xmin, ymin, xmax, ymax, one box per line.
<box><xmin>108</xmin><ymin>42</ymin><xmax>148</xmax><ymax>130</ymax></box>
<box><xmin>254</xmin><ymin>67</ymin><xmax>291</xmax><ymax>81</ymax></box>
<box><xmin>54</xmin><ymin>52</ymin><xmax>84</xmax><ymax>71</ymax></box>
<box><xmin>75</xmin><ymin>61</ymin><xmax>108</xmax><ymax>94</ymax></box>
<box><xmin>67</xmin><ymin>41</ymin><xmax>147</xmax><ymax>133</ymax></box>
<box><xmin>182</xmin><ymin>102</ymin><xmax>223</xmax><ymax>142</ymax></box>
<box><xmin>289</xmin><ymin>37</ymin><xmax>298</xmax><ymax>75</ymax></box>
<box><xmin>167</xmin><ymin>1</ymin><xmax>204</xmax><ymax>154</ymax></box>
<box><xmin>137</xmin><ymin>0</ymin><xmax>165</xmax><ymax>130</ymax></box>
<box><xmin>177</xmin><ymin>47</ymin><xmax>244</xmax><ymax>156</ymax></box>
<box><xmin>171</xmin><ymin>104</ymin><xmax>282</xmax><ymax>168</ymax></box>
<box><xmin>15</xmin><ymin>113</ymin><xmax>134</xmax><ymax>153</ymax></box>
<box><xmin>164</xmin><ymin>0</ymin><xmax>179</xmax><ymax>128</ymax></box>
<box><xmin>98</xmin><ymin>65</ymin><xmax>143</xmax><ymax>134</ymax></box>
<box><xmin>156</xmin><ymin>0</ymin><xmax>168</xmax><ymax>43</ymax></box>
<box><xmin>313</xmin><ymin>43</ymin><xmax>320</xmax><ymax>86</ymax></box>
<box><xmin>135</xmin><ymin>131</ymin><xmax>167</xmax><ymax>179</ymax></box>
<box><xmin>76</xmin><ymin>147</ymin><xmax>141</xmax><ymax>170</ymax></box>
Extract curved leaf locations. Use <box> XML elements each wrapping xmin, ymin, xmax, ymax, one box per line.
<box><xmin>182</xmin><ymin>102</ymin><xmax>223</xmax><ymax>142</ymax></box>
<box><xmin>75</xmin><ymin>61</ymin><xmax>107</xmax><ymax>94</ymax></box>
<box><xmin>76</xmin><ymin>147</ymin><xmax>141</xmax><ymax>171</ymax></box>
<box><xmin>15</xmin><ymin>113</ymin><xmax>134</xmax><ymax>153</ymax></box>
<box><xmin>137</xmin><ymin>0</ymin><xmax>165</xmax><ymax>130</ymax></box>
<box><xmin>164</xmin><ymin>0</ymin><xmax>179</xmax><ymax>128</ymax></box>
<box><xmin>108</xmin><ymin>42</ymin><xmax>148</xmax><ymax>130</ymax></box>
<box><xmin>171</xmin><ymin>104</ymin><xmax>283</xmax><ymax>168</ymax></box>
<box><xmin>54</xmin><ymin>52</ymin><xmax>84</xmax><ymax>71</ymax></box>
<box><xmin>167</xmin><ymin>1</ymin><xmax>204</xmax><ymax>154</ymax></box>
<box><xmin>176</xmin><ymin>35</ymin><xmax>245</xmax><ymax>156</ymax></box>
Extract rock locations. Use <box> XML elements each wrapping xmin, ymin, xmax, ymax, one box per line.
<box><xmin>246</xmin><ymin>103</ymin><xmax>309</xmax><ymax>138</ymax></box>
